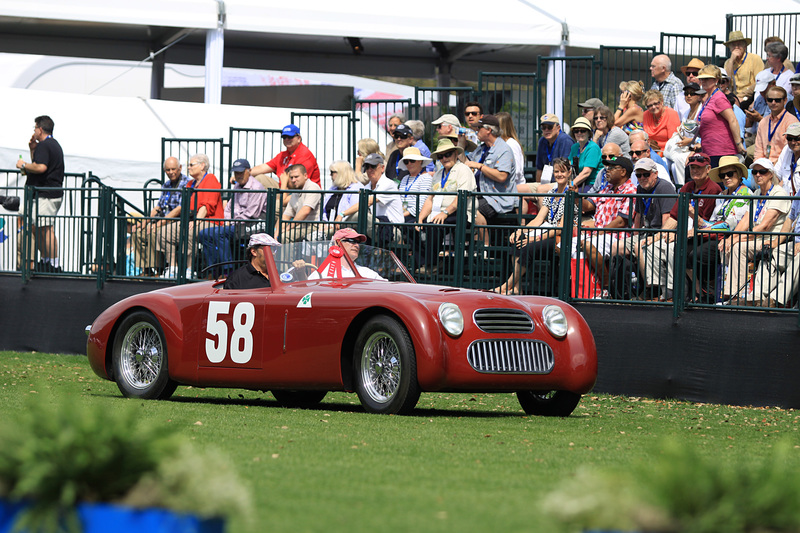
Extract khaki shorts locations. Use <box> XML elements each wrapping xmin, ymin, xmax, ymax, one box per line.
<box><xmin>24</xmin><ymin>197</ymin><xmax>62</xmax><ymax>226</ymax></box>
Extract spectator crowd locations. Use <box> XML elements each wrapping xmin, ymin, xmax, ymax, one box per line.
<box><xmin>11</xmin><ymin>30</ymin><xmax>800</xmax><ymax>308</ymax></box>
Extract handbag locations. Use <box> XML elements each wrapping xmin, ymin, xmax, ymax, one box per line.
<box><xmin>570</xmin><ymin>256</ymin><xmax>602</xmax><ymax>299</ymax></box>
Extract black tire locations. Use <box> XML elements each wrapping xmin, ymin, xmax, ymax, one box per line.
<box><xmin>111</xmin><ymin>311</ymin><xmax>178</xmax><ymax>400</ymax></box>
<box><xmin>517</xmin><ymin>390</ymin><xmax>581</xmax><ymax>417</ymax></box>
<box><xmin>353</xmin><ymin>315</ymin><xmax>420</xmax><ymax>415</ymax></box>
<box><xmin>272</xmin><ymin>390</ymin><xmax>327</xmax><ymax>408</ymax></box>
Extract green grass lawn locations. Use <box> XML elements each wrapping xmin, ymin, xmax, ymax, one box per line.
<box><xmin>1</xmin><ymin>351</ymin><xmax>798</xmax><ymax>533</ymax></box>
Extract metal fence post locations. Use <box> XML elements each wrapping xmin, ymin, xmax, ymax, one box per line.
<box><xmin>673</xmin><ymin>192</ymin><xmax>690</xmax><ymax>319</ymax></box>
<box><xmin>558</xmin><ymin>189</ymin><xmax>577</xmax><ymax>301</ymax></box>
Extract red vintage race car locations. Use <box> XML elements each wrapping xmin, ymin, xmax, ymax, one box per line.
<box><xmin>86</xmin><ymin>240</ymin><xmax>597</xmax><ymax>416</ymax></box>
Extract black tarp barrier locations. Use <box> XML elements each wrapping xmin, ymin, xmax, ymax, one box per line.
<box><xmin>2</xmin><ymin>276</ymin><xmax>799</xmax><ymax>409</ymax></box>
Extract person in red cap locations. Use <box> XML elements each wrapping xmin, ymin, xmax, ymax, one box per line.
<box><xmin>223</xmin><ymin>233</ymin><xmax>280</xmax><ymax>289</ymax></box>
<box><xmin>302</xmin><ymin>228</ymin><xmax>386</xmax><ymax>280</ymax></box>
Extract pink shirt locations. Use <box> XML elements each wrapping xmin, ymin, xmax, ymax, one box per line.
<box><xmin>697</xmin><ymin>90</ymin><xmax>736</xmax><ymax>157</ymax></box>
<box><xmin>755</xmin><ymin>111</ymin><xmax>799</xmax><ymax>163</ymax></box>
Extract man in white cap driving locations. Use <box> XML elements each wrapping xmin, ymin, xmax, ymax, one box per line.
<box><xmin>223</xmin><ymin>233</ymin><xmax>280</xmax><ymax>289</ymax></box>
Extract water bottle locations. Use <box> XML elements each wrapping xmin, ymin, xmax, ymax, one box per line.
<box><xmin>457</xmin><ymin>127</ymin><xmax>470</xmax><ymax>135</ymax></box>
<box><xmin>18</xmin><ymin>155</ymin><xmax>25</xmax><ymax>175</ymax></box>
<box><xmin>630</xmin><ymin>271</ymin><xmax>638</xmax><ymax>292</ymax></box>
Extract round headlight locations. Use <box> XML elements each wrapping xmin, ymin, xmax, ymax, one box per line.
<box><xmin>438</xmin><ymin>303</ymin><xmax>464</xmax><ymax>337</ymax></box>
<box><xmin>542</xmin><ymin>305</ymin><xmax>568</xmax><ymax>338</ymax></box>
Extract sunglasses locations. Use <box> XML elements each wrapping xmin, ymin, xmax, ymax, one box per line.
<box><xmin>594</xmin><ymin>116</ymin><xmax>608</xmax><ymax>121</ymax></box>
<box><xmin>688</xmin><ymin>155</ymin><xmax>709</xmax><ymax>164</ymax></box>
<box><xmin>340</xmin><ymin>238</ymin><xmax>361</xmax><ymax>244</ymax></box>
<box><xmin>393</xmin><ymin>133</ymin><xmax>411</xmax><ymax>139</ymax></box>
<box><xmin>646</xmin><ymin>102</ymin><xmax>661</xmax><ymax>109</ymax></box>
<box><xmin>402</xmin><ymin>159</ymin><xmax>420</xmax><ymax>165</ymax></box>
<box><xmin>766</xmin><ymin>97</ymin><xmax>785</xmax><ymax>103</ymax></box>
<box><xmin>752</xmin><ymin>168</ymin><xmax>772</xmax><ymax>175</ymax></box>
<box><xmin>718</xmin><ymin>170</ymin><xmax>739</xmax><ymax>179</ymax></box>
<box><xmin>601</xmin><ymin>154</ymin><xmax>619</xmax><ymax>160</ymax></box>
<box><xmin>635</xmin><ymin>171</ymin><xmax>653</xmax><ymax>178</ymax></box>
<box><xmin>281</xmin><ymin>135</ymin><xmax>296</xmax><ymax>139</ymax></box>
<box><xmin>465</xmin><ymin>111</ymin><xmax>480</xmax><ymax>116</ymax></box>
<box><xmin>685</xmin><ymin>70</ymin><xmax>700</xmax><ymax>76</ymax></box>
<box><xmin>572</xmin><ymin>129</ymin><xmax>590</xmax><ymax>135</ymax></box>
<box><xmin>630</xmin><ymin>149</ymin><xmax>649</xmax><ymax>156</ymax></box>
<box><xmin>541</xmin><ymin>124</ymin><xmax>555</xmax><ymax>130</ymax></box>
<box><xmin>787</xmin><ymin>135</ymin><xmax>800</xmax><ymax>142</ymax></box>
<box><xmin>439</xmin><ymin>150</ymin><xmax>457</xmax><ymax>158</ymax></box>
<box><xmin>363</xmin><ymin>164</ymin><xmax>378</xmax><ymax>170</ymax></box>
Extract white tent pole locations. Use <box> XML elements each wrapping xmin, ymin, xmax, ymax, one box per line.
<box><xmin>204</xmin><ymin>1</ymin><xmax>226</xmax><ymax>105</ymax></box>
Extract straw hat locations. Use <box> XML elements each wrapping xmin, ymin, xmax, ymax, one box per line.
<box><xmin>401</xmin><ymin>147</ymin><xmax>432</xmax><ymax>165</ymax></box>
<box><xmin>708</xmin><ymin>156</ymin><xmax>748</xmax><ymax>183</ymax></box>
<box><xmin>680</xmin><ymin>58</ymin><xmax>705</xmax><ymax>74</ymax></box>
<box><xmin>724</xmin><ymin>30</ymin><xmax>751</xmax><ymax>47</ymax></box>
<box><xmin>431</xmin><ymin>138</ymin><xmax>465</xmax><ymax>159</ymax></box>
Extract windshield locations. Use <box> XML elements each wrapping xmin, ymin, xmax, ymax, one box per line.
<box><xmin>273</xmin><ymin>240</ymin><xmax>414</xmax><ymax>284</ymax></box>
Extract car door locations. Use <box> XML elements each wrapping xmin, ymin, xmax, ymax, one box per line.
<box><xmin>196</xmin><ymin>286</ymin><xmax>281</xmax><ymax>384</ymax></box>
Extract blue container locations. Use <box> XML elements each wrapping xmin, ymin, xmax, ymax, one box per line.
<box><xmin>0</xmin><ymin>500</ymin><xmax>224</xmax><ymax>533</ymax></box>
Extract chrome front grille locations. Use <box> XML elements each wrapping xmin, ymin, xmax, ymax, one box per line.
<box><xmin>473</xmin><ymin>308</ymin><xmax>534</xmax><ymax>333</ymax></box>
<box><xmin>467</xmin><ymin>340</ymin><xmax>554</xmax><ymax>374</ymax></box>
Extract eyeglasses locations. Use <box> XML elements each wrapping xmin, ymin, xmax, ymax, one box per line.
<box><xmin>718</xmin><ymin>170</ymin><xmax>739</xmax><ymax>179</ymax></box>
<box><xmin>646</xmin><ymin>101</ymin><xmax>661</xmax><ymax>109</ymax></box>
<box><xmin>787</xmin><ymin>135</ymin><xmax>800</xmax><ymax>142</ymax></box>
<box><xmin>540</xmin><ymin>124</ymin><xmax>555</xmax><ymax>130</ymax></box>
<box><xmin>402</xmin><ymin>159</ymin><xmax>420</xmax><ymax>165</ymax></box>
<box><xmin>752</xmin><ymin>168</ymin><xmax>772</xmax><ymax>176</ymax></box>
<box><xmin>601</xmin><ymin>154</ymin><xmax>619</xmax><ymax>160</ymax></box>
<box><xmin>635</xmin><ymin>171</ymin><xmax>653</xmax><ymax>178</ymax></box>
<box><xmin>572</xmin><ymin>129</ymin><xmax>589</xmax><ymax>135</ymax></box>
<box><xmin>465</xmin><ymin>111</ymin><xmax>480</xmax><ymax>116</ymax></box>
<box><xmin>684</xmin><ymin>91</ymin><xmax>699</xmax><ymax>97</ymax></box>
<box><xmin>393</xmin><ymin>133</ymin><xmax>411</xmax><ymax>140</ymax></box>
<box><xmin>281</xmin><ymin>135</ymin><xmax>296</xmax><ymax>139</ymax></box>
<box><xmin>363</xmin><ymin>164</ymin><xmax>377</xmax><ymax>170</ymax></box>
<box><xmin>594</xmin><ymin>116</ymin><xmax>608</xmax><ymax>121</ymax></box>
<box><xmin>688</xmin><ymin>155</ymin><xmax>709</xmax><ymax>164</ymax></box>
<box><xmin>187</xmin><ymin>162</ymin><xmax>200</xmax><ymax>167</ymax></box>
<box><xmin>439</xmin><ymin>150</ymin><xmax>457</xmax><ymax>158</ymax></box>
<box><xmin>766</xmin><ymin>97</ymin><xmax>785</xmax><ymax>103</ymax></box>
<box><xmin>630</xmin><ymin>149</ymin><xmax>649</xmax><ymax>156</ymax></box>
<box><xmin>330</xmin><ymin>171</ymin><xmax>338</xmax><ymax>175</ymax></box>
<box><xmin>340</xmin><ymin>238</ymin><xmax>361</xmax><ymax>244</ymax></box>
<box><xmin>685</xmin><ymin>70</ymin><xmax>700</xmax><ymax>76</ymax></box>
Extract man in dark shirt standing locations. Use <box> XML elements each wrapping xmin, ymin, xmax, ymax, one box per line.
<box><xmin>16</xmin><ymin>115</ymin><xmax>65</xmax><ymax>272</ymax></box>
<box><xmin>223</xmin><ymin>233</ymin><xmax>279</xmax><ymax>290</ymax></box>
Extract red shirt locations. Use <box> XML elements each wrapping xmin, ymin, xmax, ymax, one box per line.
<box><xmin>669</xmin><ymin>179</ymin><xmax>722</xmax><ymax>221</ymax></box>
<box><xmin>267</xmin><ymin>143</ymin><xmax>321</xmax><ymax>185</ymax></box>
<box><xmin>189</xmin><ymin>173</ymin><xmax>224</xmax><ymax>225</ymax></box>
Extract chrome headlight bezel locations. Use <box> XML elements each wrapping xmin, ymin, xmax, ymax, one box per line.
<box><xmin>438</xmin><ymin>303</ymin><xmax>464</xmax><ymax>337</ymax></box>
<box><xmin>542</xmin><ymin>305</ymin><xmax>568</xmax><ymax>338</ymax></box>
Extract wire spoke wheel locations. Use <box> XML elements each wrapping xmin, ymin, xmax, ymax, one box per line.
<box><xmin>360</xmin><ymin>332</ymin><xmax>402</xmax><ymax>403</ymax></box>
<box><xmin>119</xmin><ymin>321</ymin><xmax>164</xmax><ymax>389</ymax></box>
<box><xmin>112</xmin><ymin>311</ymin><xmax>177</xmax><ymax>400</ymax></box>
<box><xmin>354</xmin><ymin>316</ymin><xmax>419</xmax><ymax>415</ymax></box>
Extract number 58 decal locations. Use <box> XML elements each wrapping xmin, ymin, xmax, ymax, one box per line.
<box><xmin>206</xmin><ymin>301</ymin><xmax>255</xmax><ymax>364</ymax></box>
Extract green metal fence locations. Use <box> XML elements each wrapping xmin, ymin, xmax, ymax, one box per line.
<box><xmin>537</xmin><ymin>56</ymin><xmax>595</xmax><ymax>131</ymax></box>
<box><xmin>727</xmin><ymin>12</ymin><xmax>800</xmax><ymax>61</ymax></box>
<box><xmin>596</xmin><ymin>45</ymin><xmax>656</xmax><ymax>112</ymax></box>
<box><xmin>291</xmin><ymin>111</ymin><xmax>353</xmax><ymax>188</ymax></box>
<box><xmin>351</xmin><ymin>98</ymin><xmax>412</xmax><ymax>154</ymax></box>
<box><xmin>659</xmin><ymin>32</ymin><xmax>722</xmax><ymax>71</ymax></box>
<box><xmin>161</xmin><ymin>138</ymin><xmax>228</xmax><ymax>184</ymax></box>
<box><xmin>228</xmin><ymin>127</ymin><xmax>283</xmax><ymax>178</ymax></box>
<box><xmin>477</xmin><ymin>72</ymin><xmax>538</xmax><ymax>155</ymax></box>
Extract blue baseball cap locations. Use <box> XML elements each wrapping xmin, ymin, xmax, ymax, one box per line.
<box><xmin>231</xmin><ymin>158</ymin><xmax>250</xmax><ymax>172</ymax></box>
<box><xmin>282</xmin><ymin>124</ymin><xmax>300</xmax><ymax>137</ymax></box>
